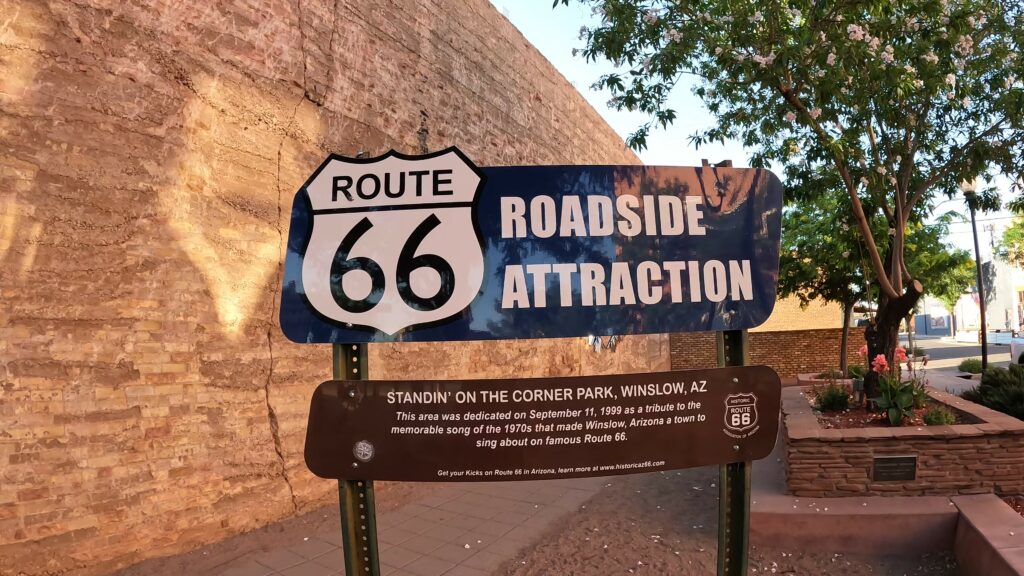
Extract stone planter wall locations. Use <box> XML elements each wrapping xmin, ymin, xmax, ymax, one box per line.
<box><xmin>783</xmin><ymin>387</ymin><xmax>1024</xmax><ymax>497</ymax></box>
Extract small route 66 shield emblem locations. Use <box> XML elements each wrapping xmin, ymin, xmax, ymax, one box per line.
<box><xmin>723</xmin><ymin>393</ymin><xmax>759</xmax><ymax>438</ymax></box>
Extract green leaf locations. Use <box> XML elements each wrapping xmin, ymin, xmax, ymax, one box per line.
<box><xmin>888</xmin><ymin>407</ymin><xmax>902</xmax><ymax>426</ymax></box>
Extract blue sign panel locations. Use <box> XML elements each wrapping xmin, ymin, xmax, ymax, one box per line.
<box><xmin>279</xmin><ymin>148</ymin><xmax>782</xmax><ymax>343</ymax></box>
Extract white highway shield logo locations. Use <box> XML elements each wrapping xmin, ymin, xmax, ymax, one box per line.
<box><xmin>300</xmin><ymin>149</ymin><xmax>485</xmax><ymax>335</ymax></box>
<box><xmin>723</xmin><ymin>392</ymin><xmax>759</xmax><ymax>437</ymax></box>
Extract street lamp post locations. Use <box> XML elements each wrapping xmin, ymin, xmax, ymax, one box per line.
<box><xmin>963</xmin><ymin>180</ymin><xmax>988</xmax><ymax>371</ymax></box>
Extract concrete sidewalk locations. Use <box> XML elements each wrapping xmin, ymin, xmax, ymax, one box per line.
<box><xmin>211</xmin><ymin>478</ymin><xmax>605</xmax><ymax>576</ymax></box>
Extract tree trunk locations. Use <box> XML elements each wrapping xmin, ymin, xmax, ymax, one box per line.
<box><xmin>864</xmin><ymin>280</ymin><xmax>924</xmax><ymax>404</ymax></box>
<box><xmin>840</xmin><ymin>301</ymin><xmax>852</xmax><ymax>376</ymax></box>
<box><xmin>951</xmin><ymin>312</ymin><xmax>957</xmax><ymax>338</ymax></box>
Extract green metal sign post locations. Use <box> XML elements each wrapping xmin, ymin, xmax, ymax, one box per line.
<box><xmin>716</xmin><ymin>329</ymin><xmax>751</xmax><ymax>576</ymax></box>
<box><xmin>332</xmin><ymin>343</ymin><xmax>381</xmax><ymax>576</ymax></box>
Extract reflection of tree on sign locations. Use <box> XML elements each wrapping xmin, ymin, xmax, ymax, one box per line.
<box><xmin>484</xmin><ymin>167</ymin><xmax>616</xmax><ymax>339</ymax></box>
<box><xmin>611</xmin><ymin>165</ymin><xmax>780</xmax><ymax>331</ymax></box>
<box><xmin>694</xmin><ymin>164</ymin><xmax>755</xmax><ymax>215</ymax></box>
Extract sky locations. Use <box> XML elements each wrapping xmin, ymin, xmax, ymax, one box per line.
<box><xmin>489</xmin><ymin>0</ymin><xmax>1019</xmax><ymax>259</ymax></box>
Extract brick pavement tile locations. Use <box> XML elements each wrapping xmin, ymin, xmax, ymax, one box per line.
<box><xmin>381</xmin><ymin>546</ymin><xmax>424</xmax><ymax>568</ymax></box>
<box><xmin>254</xmin><ymin>548</ymin><xmax>307</xmax><ymax>571</ymax></box>
<box><xmin>418</xmin><ymin>508</ymin><xmax>468</xmax><ymax>525</ymax></box>
<box><xmin>441</xmin><ymin>566</ymin><xmax>489</xmax><ymax>576</ymax></box>
<box><xmin>279</xmin><ymin>559</ymin><xmax>336</xmax><ymax>576</ymax></box>
<box><xmin>467</xmin><ymin>519</ymin><xmax>516</xmax><ymax>538</ymax></box>
<box><xmin>417</xmin><ymin>491</ymin><xmax>461</xmax><ymax>508</ymax></box>
<box><xmin>490</xmin><ymin>510</ymin><xmax>531</xmax><ymax>525</ymax></box>
<box><xmin>460</xmin><ymin>550</ymin><xmax>506</xmax><ymax>572</ymax></box>
<box><xmin>379</xmin><ymin>526</ymin><xmax>419</xmax><ymax>546</ymax></box>
<box><xmin>378</xmin><ymin>511</ymin><xmax>416</xmax><ymax>527</ymax></box>
<box><xmin>313</xmin><ymin>528</ymin><xmax>343</xmax><ymax>546</ymax></box>
<box><xmin>456</xmin><ymin>493</ymin><xmax>518</xmax><ymax>511</ymax></box>
<box><xmin>507</xmin><ymin>501</ymin><xmax>543</xmax><ymax>514</ymax></box>
<box><xmin>311</xmin><ymin>548</ymin><xmax>345</xmax><ymax>571</ymax></box>
<box><xmin>402</xmin><ymin>516</ymin><xmax>443</xmax><ymax>535</ymax></box>
<box><xmin>399</xmin><ymin>504</ymin><xmax>434</xmax><ymax>518</ymax></box>
<box><xmin>502</xmin><ymin>524</ymin><xmax>543</xmax><ymax>543</ymax></box>
<box><xmin>482</xmin><ymin>537</ymin><xmax>528</xmax><ymax>558</ymax></box>
<box><xmin>427</xmin><ymin>542</ymin><xmax>477</xmax><ymax>564</ymax></box>
<box><xmin>403</xmin><ymin>555</ymin><xmax>456</xmax><ymax>576</ymax></box>
<box><xmin>218</xmin><ymin>559</ymin><xmax>276</xmax><ymax>576</ymax></box>
<box><xmin>458</xmin><ymin>505</ymin><xmax>503</xmax><ymax>521</ymax></box>
<box><xmin>425</xmin><ymin>522</ymin><xmax>470</xmax><ymax>543</ymax></box>
<box><xmin>402</xmin><ymin>534</ymin><xmax>449</xmax><ymax>555</ymax></box>
<box><xmin>443</xmin><ymin>515</ymin><xmax>485</xmax><ymax>532</ymax></box>
<box><xmin>289</xmin><ymin>538</ymin><xmax>338</xmax><ymax>559</ymax></box>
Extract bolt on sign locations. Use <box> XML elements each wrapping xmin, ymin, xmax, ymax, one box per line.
<box><xmin>279</xmin><ymin>148</ymin><xmax>783</xmax><ymax>343</ymax></box>
<box><xmin>305</xmin><ymin>366</ymin><xmax>781</xmax><ymax>481</ymax></box>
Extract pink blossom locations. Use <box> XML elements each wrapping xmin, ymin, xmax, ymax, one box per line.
<box><xmin>784</xmin><ymin>111</ymin><xmax>797</xmax><ymax>122</ymax></box>
<box><xmin>871</xmin><ymin>354</ymin><xmax>889</xmax><ymax>374</ymax></box>
<box><xmin>809</xmin><ymin>107</ymin><xmax>822</xmax><ymax>119</ymax></box>
<box><xmin>894</xmin><ymin>346</ymin><xmax>907</xmax><ymax>362</ymax></box>
<box><xmin>858</xmin><ymin>344</ymin><xmax>868</xmax><ymax>357</ymax></box>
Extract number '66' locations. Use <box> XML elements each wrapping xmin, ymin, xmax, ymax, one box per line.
<box><xmin>329</xmin><ymin>215</ymin><xmax>455</xmax><ymax>313</ymax></box>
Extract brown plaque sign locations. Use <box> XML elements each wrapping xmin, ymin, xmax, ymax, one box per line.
<box><xmin>872</xmin><ymin>455</ymin><xmax>917</xmax><ymax>482</ymax></box>
<box><xmin>304</xmin><ymin>366</ymin><xmax>781</xmax><ymax>481</ymax></box>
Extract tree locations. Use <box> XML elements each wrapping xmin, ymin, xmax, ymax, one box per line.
<box><xmin>561</xmin><ymin>0</ymin><xmax>1023</xmax><ymax>396</ymax></box>
<box><xmin>931</xmin><ymin>256</ymin><xmax>975</xmax><ymax>336</ymax></box>
<box><xmin>998</xmin><ymin>215</ymin><xmax>1024</xmax><ymax>268</ymax></box>
<box><xmin>779</xmin><ymin>192</ymin><xmax>867</xmax><ymax>375</ymax></box>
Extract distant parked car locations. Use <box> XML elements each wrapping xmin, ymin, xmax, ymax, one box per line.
<box><xmin>1011</xmin><ymin>332</ymin><xmax>1024</xmax><ymax>365</ymax></box>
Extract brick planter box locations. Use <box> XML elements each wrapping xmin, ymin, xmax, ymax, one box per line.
<box><xmin>783</xmin><ymin>387</ymin><xmax>1024</xmax><ymax>497</ymax></box>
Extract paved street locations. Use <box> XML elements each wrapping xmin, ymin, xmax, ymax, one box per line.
<box><xmin>901</xmin><ymin>334</ymin><xmax>1011</xmax><ymax>370</ymax></box>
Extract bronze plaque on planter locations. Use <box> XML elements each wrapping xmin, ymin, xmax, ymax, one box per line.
<box><xmin>304</xmin><ymin>366</ymin><xmax>781</xmax><ymax>482</ymax></box>
<box><xmin>872</xmin><ymin>455</ymin><xmax>917</xmax><ymax>482</ymax></box>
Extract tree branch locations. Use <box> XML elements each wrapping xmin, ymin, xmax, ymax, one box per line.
<box><xmin>777</xmin><ymin>85</ymin><xmax>899</xmax><ymax>300</ymax></box>
<box><xmin>907</xmin><ymin>116</ymin><xmax>1008</xmax><ymax>212</ymax></box>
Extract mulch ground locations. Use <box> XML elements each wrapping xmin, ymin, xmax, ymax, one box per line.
<box><xmin>806</xmin><ymin>390</ymin><xmax>966</xmax><ymax>429</ymax></box>
<box><xmin>1005</xmin><ymin>496</ymin><xmax>1024</xmax><ymax>520</ymax></box>
<box><xmin>499</xmin><ymin>467</ymin><xmax>957</xmax><ymax>576</ymax></box>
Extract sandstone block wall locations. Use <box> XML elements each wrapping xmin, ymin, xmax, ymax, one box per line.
<box><xmin>670</xmin><ymin>327</ymin><xmax>866</xmax><ymax>377</ymax></box>
<box><xmin>783</xmin><ymin>388</ymin><xmax>1024</xmax><ymax>497</ymax></box>
<box><xmin>0</xmin><ymin>1</ymin><xmax>653</xmax><ymax>574</ymax></box>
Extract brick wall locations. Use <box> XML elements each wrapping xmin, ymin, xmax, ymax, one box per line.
<box><xmin>0</xmin><ymin>2</ymin><xmax>656</xmax><ymax>575</ymax></box>
<box><xmin>783</xmin><ymin>388</ymin><xmax>1024</xmax><ymax>497</ymax></box>
<box><xmin>751</xmin><ymin>297</ymin><xmax>843</xmax><ymax>332</ymax></box>
<box><xmin>670</xmin><ymin>327</ymin><xmax>866</xmax><ymax>377</ymax></box>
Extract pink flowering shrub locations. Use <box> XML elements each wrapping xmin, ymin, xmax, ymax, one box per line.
<box><xmin>871</xmin><ymin>354</ymin><xmax>889</xmax><ymax>374</ymax></box>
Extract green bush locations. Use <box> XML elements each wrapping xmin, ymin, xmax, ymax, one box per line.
<box><xmin>913</xmin><ymin>346</ymin><xmax>927</xmax><ymax>358</ymax></box>
<box><xmin>959</xmin><ymin>358</ymin><xmax>983</xmax><ymax>374</ymax></box>
<box><xmin>848</xmin><ymin>365</ymin><xmax>866</xmax><ymax>379</ymax></box>
<box><xmin>814</xmin><ymin>382</ymin><xmax>850</xmax><ymax>412</ymax></box>
<box><xmin>963</xmin><ymin>365</ymin><xmax>1024</xmax><ymax>420</ymax></box>
<box><xmin>872</xmin><ymin>377</ymin><xmax>916</xmax><ymax>425</ymax></box>
<box><xmin>816</xmin><ymin>368</ymin><xmax>844</xmax><ymax>380</ymax></box>
<box><xmin>910</xmin><ymin>379</ymin><xmax>929</xmax><ymax>409</ymax></box>
<box><xmin>923</xmin><ymin>406</ymin><xmax>957</xmax><ymax>426</ymax></box>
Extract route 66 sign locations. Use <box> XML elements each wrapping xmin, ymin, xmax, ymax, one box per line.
<box><xmin>280</xmin><ymin>148</ymin><xmax>784</xmax><ymax>342</ymax></box>
<box><xmin>723</xmin><ymin>393</ymin><xmax>759</xmax><ymax>438</ymax></box>
<box><xmin>295</xmin><ymin>149</ymin><xmax>484</xmax><ymax>335</ymax></box>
